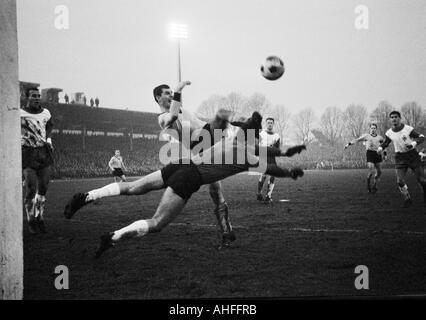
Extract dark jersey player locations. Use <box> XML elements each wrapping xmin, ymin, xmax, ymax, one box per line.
<box><xmin>21</xmin><ymin>87</ymin><xmax>54</xmax><ymax>233</ymax></box>
<box><xmin>64</xmin><ymin>112</ymin><xmax>306</xmax><ymax>258</ymax></box>
<box><xmin>377</xmin><ymin>111</ymin><xmax>426</xmax><ymax>208</ymax></box>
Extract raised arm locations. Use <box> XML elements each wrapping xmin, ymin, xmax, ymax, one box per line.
<box><xmin>158</xmin><ymin>81</ymin><xmax>191</xmax><ymax>129</ymax></box>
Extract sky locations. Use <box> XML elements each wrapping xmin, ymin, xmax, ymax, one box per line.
<box><xmin>17</xmin><ymin>0</ymin><xmax>426</xmax><ymax>115</ymax></box>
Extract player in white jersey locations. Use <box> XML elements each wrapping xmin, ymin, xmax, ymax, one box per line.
<box><xmin>377</xmin><ymin>111</ymin><xmax>426</xmax><ymax>208</ymax></box>
<box><xmin>344</xmin><ymin>123</ymin><xmax>384</xmax><ymax>193</ymax></box>
<box><xmin>256</xmin><ymin>117</ymin><xmax>281</xmax><ymax>203</ymax></box>
<box><xmin>21</xmin><ymin>87</ymin><xmax>54</xmax><ymax>233</ymax></box>
<box><xmin>109</xmin><ymin>150</ymin><xmax>127</xmax><ymax>182</ymax></box>
<box><xmin>154</xmin><ymin>82</ymin><xmax>235</xmax><ymax>248</ymax></box>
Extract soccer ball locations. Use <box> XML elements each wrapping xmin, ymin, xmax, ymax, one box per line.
<box><xmin>260</xmin><ymin>56</ymin><xmax>285</xmax><ymax>80</ymax></box>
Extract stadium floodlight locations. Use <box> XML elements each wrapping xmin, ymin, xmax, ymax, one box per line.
<box><xmin>169</xmin><ymin>23</ymin><xmax>188</xmax><ymax>82</ymax></box>
<box><xmin>169</xmin><ymin>23</ymin><xmax>188</xmax><ymax>39</ymax></box>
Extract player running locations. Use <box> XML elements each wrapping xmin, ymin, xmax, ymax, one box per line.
<box><xmin>21</xmin><ymin>87</ymin><xmax>54</xmax><ymax>234</ymax></box>
<box><xmin>64</xmin><ymin>112</ymin><xmax>306</xmax><ymax>258</ymax></box>
<box><xmin>154</xmin><ymin>81</ymin><xmax>235</xmax><ymax>248</ymax></box>
<box><xmin>256</xmin><ymin>117</ymin><xmax>281</xmax><ymax>203</ymax></box>
<box><xmin>344</xmin><ymin>123</ymin><xmax>384</xmax><ymax>193</ymax></box>
<box><xmin>109</xmin><ymin>150</ymin><xmax>127</xmax><ymax>182</ymax></box>
<box><xmin>377</xmin><ymin>111</ymin><xmax>426</xmax><ymax>208</ymax></box>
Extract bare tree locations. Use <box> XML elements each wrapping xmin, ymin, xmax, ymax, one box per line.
<box><xmin>266</xmin><ymin>104</ymin><xmax>291</xmax><ymax>144</ymax></box>
<box><xmin>293</xmin><ymin>108</ymin><xmax>315</xmax><ymax>145</ymax></box>
<box><xmin>319</xmin><ymin>106</ymin><xmax>344</xmax><ymax>147</ymax></box>
<box><xmin>244</xmin><ymin>92</ymin><xmax>271</xmax><ymax>116</ymax></box>
<box><xmin>401</xmin><ymin>101</ymin><xmax>425</xmax><ymax>129</ymax></box>
<box><xmin>370</xmin><ymin>100</ymin><xmax>393</xmax><ymax>136</ymax></box>
<box><xmin>343</xmin><ymin>104</ymin><xmax>368</xmax><ymax>139</ymax></box>
<box><xmin>196</xmin><ymin>94</ymin><xmax>226</xmax><ymax>119</ymax></box>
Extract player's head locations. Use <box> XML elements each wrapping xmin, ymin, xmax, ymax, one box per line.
<box><xmin>389</xmin><ymin>111</ymin><xmax>401</xmax><ymax>127</ymax></box>
<box><xmin>242</xmin><ymin>111</ymin><xmax>263</xmax><ymax>139</ymax></box>
<box><xmin>369</xmin><ymin>123</ymin><xmax>378</xmax><ymax>135</ymax></box>
<box><xmin>24</xmin><ymin>87</ymin><xmax>41</xmax><ymax>112</ymax></box>
<box><xmin>265</xmin><ymin>117</ymin><xmax>275</xmax><ymax>131</ymax></box>
<box><xmin>115</xmin><ymin>150</ymin><xmax>120</xmax><ymax>156</ymax></box>
<box><xmin>153</xmin><ymin>84</ymin><xmax>172</xmax><ymax>109</ymax></box>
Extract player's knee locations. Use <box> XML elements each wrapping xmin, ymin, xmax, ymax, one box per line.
<box><xmin>149</xmin><ymin>218</ymin><xmax>165</xmax><ymax>233</ymax></box>
<box><xmin>397</xmin><ymin>180</ymin><xmax>405</xmax><ymax>188</ymax></box>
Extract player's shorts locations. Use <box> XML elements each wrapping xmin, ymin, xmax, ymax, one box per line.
<box><xmin>160</xmin><ymin>161</ymin><xmax>203</xmax><ymax>201</ymax></box>
<box><xmin>394</xmin><ymin>149</ymin><xmax>422</xmax><ymax>170</ymax></box>
<box><xmin>112</xmin><ymin>168</ymin><xmax>124</xmax><ymax>177</ymax></box>
<box><xmin>22</xmin><ymin>145</ymin><xmax>53</xmax><ymax>171</ymax></box>
<box><xmin>366</xmin><ymin>150</ymin><xmax>382</xmax><ymax>164</ymax></box>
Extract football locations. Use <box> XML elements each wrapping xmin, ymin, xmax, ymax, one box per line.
<box><xmin>260</xmin><ymin>56</ymin><xmax>285</xmax><ymax>80</ymax></box>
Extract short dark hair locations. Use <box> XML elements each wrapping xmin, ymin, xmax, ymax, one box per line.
<box><xmin>389</xmin><ymin>111</ymin><xmax>401</xmax><ymax>118</ymax></box>
<box><xmin>24</xmin><ymin>87</ymin><xmax>39</xmax><ymax>98</ymax></box>
<box><xmin>266</xmin><ymin>117</ymin><xmax>275</xmax><ymax>123</ymax></box>
<box><xmin>153</xmin><ymin>84</ymin><xmax>170</xmax><ymax>103</ymax></box>
<box><xmin>370</xmin><ymin>123</ymin><xmax>377</xmax><ymax>128</ymax></box>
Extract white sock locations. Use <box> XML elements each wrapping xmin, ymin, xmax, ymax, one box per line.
<box><xmin>87</xmin><ymin>183</ymin><xmax>121</xmax><ymax>201</ymax></box>
<box><xmin>25</xmin><ymin>198</ymin><xmax>36</xmax><ymax>221</ymax></box>
<box><xmin>399</xmin><ymin>184</ymin><xmax>410</xmax><ymax>198</ymax></box>
<box><xmin>267</xmin><ymin>183</ymin><xmax>275</xmax><ymax>197</ymax></box>
<box><xmin>35</xmin><ymin>194</ymin><xmax>46</xmax><ymax>219</ymax></box>
<box><xmin>112</xmin><ymin>220</ymin><xmax>149</xmax><ymax>242</ymax></box>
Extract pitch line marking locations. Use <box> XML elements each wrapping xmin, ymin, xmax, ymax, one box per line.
<box><xmin>52</xmin><ymin>218</ymin><xmax>426</xmax><ymax>235</ymax></box>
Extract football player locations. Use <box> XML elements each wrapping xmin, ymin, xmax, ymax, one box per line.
<box><xmin>63</xmin><ymin>112</ymin><xmax>306</xmax><ymax>258</ymax></box>
<box><xmin>21</xmin><ymin>87</ymin><xmax>54</xmax><ymax>233</ymax></box>
<box><xmin>257</xmin><ymin>117</ymin><xmax>281</xmax><ymax>203</ymax></box>
<box><xmin>109</xmin><ymin>150</ymin><xmax>127</xmax><ymax>182</ymax></box>
<box><xmin>377</xmin><ymin>111</ymin><xmax>426</xmax><ymax>207</ymax></box>
<box><xmin>154</xmin><ymin>81</ymin><xmax>235</xmax><ymax>248</ymax></box>
<box><xmin>344</xmin><ymin>123</ymin><xmax>384</xmax><ymax>193</ymax></box>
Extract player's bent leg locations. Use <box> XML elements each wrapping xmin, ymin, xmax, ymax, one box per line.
<box><xmin>121</xmin><ymin>175</ymin><xmax>127</xmax><ymax>182</ymax></box>
<box><xmin>366</xmin><ymin>162</ymin><xmax>375</xmax><ymax>193</ymax></box>
<box><xmin>412</xmin><ymin>166</ymin><xmax>426</xmax><ymax>205</ymax></box>
<box><xmin>257</xmin><ymin>174</ymin><xmax>267</xmax><ymax>200</ymax></box>
<box><xmin>396</xmin><ymin>167</ymin><xmax>412</xmax><ymax>208</ymax></box>
<box><xmin>209</xmin><ymin>181</ymin><xmax>235</xmax><ymax>247</ymax></box>
<box><xmin>95</xmin><ymin>187</ymin><xmax>186</xmax><ymax>258</ymax></box>
<box><xmin>264</xmin><ymin>175</ymin><xmax>275</xmax><ymax>203</ymax></box>
<box><xmin>35</xmin><ymin>166</ymin><xmax>51</xmax><ymax>233</ymax></box>
<box><xmin>23</xmin><ymin>168</ymin><xmax>38</xmax><ymax>233</ymax></box>
<box><xmin>64</xmin><ymin>170</ymin><xmax>165</xmax><ymax>219</ymax></box>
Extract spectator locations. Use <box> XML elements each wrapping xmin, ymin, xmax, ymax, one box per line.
<box><xmin>64</xmin><ymin>93</ymin><xmax>69</xmax><ymax>104</ymax></box>
<box><xmin>90</xmin><ymin>98</ymin><xmax>94</xmax><ymax>107</ymax></box>
<box><xmin>83</xmin><ymin>96</ymin><xmax>87</xmax><ymax>105</ymax></box>
<box><xmin>95</xmin><ymin>97</ymin><xmax>99</xmax><ymax>107</ymax></box>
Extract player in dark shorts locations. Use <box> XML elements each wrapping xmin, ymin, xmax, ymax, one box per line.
<box><xmin>21</xmin><ymin>87</ymin><xmax>54</xmax><ymax>234</ymax></box>
<box><xmin>109</xmin><ymin>150</ymin><xmax>127</xmax><ymax>182</ymax></box>
<box><xmin>344</xmin><ymin>123</ymin><xmax>385</xmax><ymax>193</ymax></box>
<box><xmin>377</xmin><ymin>111</ymin><xmax>426</xmax><ymax>208</ymax></box>
<box><xmin>64</xmin><ymin>112</ymin><xmax>306</xmax><ymax>258</ymax></box>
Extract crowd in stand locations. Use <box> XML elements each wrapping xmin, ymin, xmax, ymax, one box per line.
<box><xmin>50</xmin><ymin>132</ymin><xmax>397</xmax><ymax>179</ymax></box>
<box><xmin>51</xmin><ymin>134</ymin><xmax>163</xmax><ymax>178</ymax></box>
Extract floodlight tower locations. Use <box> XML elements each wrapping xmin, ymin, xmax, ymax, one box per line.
<box><xmin>169</xmin><ymin>23</ymin><xmax>188</xmax><ymax>82</ymax></box>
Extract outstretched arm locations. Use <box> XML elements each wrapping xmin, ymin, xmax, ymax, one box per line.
<box><xmin>344</xmin><ymin>134</ymin><xmax>366</xmax><ymax>149</ymax></box>
<box><xmin>265</xmin><ymin>164</ymin><xmax>304</xmax><ymax>180</ymax></box>
<box><xmin>255</xmin><ymin>144</ymin><xmax>306</xmax><ymax>158</ymax></box>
